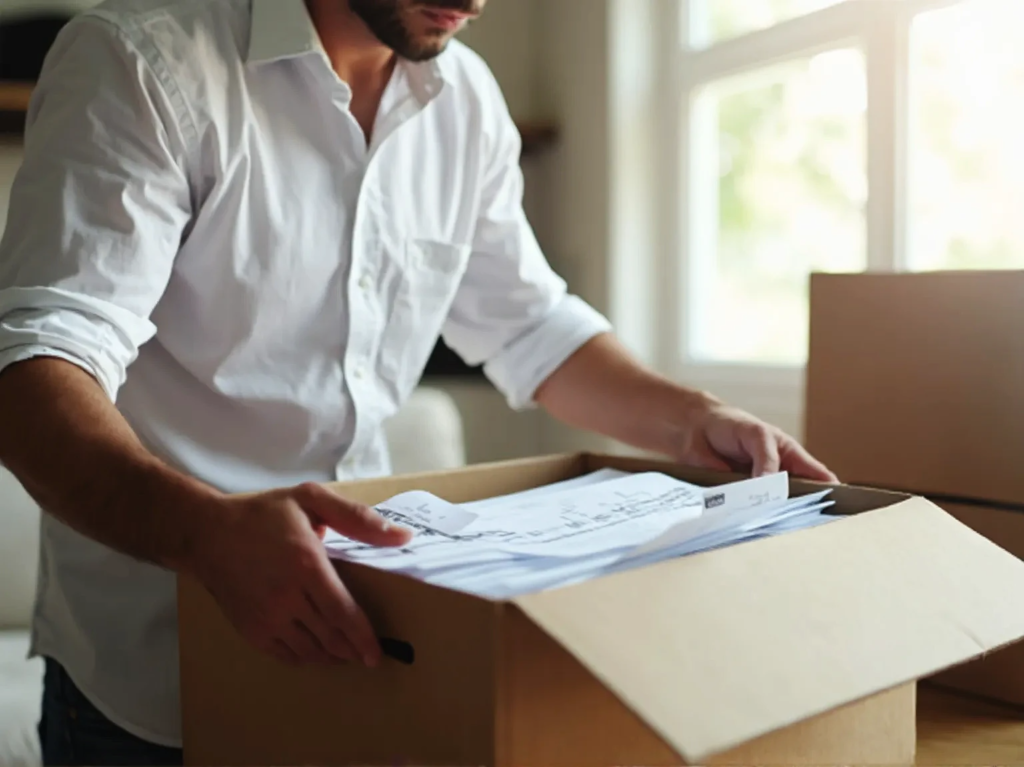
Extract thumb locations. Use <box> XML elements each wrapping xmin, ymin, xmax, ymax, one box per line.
<box><xmin>294</xmin><ymin>483</ymin><xmax>413</xmax><ymax>547</ymax></box>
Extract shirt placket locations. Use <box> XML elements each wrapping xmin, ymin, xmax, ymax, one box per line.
<box><xmin>339</xmin><ymin>185</ymin><xmax>384</xmax><ymax>476</ymax></box>
<box><xmin>336</xmin><ymin>77</ymin><xmax>436</xmax><ymax>477</ymax></box>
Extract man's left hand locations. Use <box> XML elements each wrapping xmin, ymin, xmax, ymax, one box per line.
<box><xmin>672</xmin><ymin>394</ymin><xmax>838</xmax><ymax>482</ymax></box>
<box><xmin>534</xmin><ymin>334</ymin><xmax>839</xmax><ymax>484</ymax></box>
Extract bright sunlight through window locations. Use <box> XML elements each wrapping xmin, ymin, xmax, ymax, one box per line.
<box><xmin>674</xmin><ymin>0</ymin><xmax>1024</xmax><ymax>373</ymax></box>
<box><xmin>690</xmin><ymin>49</ymin><xmax>867</xmax><ymax>365</ymax></box>
<box><xmin>908</xmin><ymin>0</ymin><xmax>1024</xmax><ymax>271</ymax></box>
<box><xmin>692</xmin><ymin>0</ymin><xmax>844</xmax><ymax>47</ymax></box>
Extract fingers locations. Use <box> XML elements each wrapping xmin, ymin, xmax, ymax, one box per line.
<box><xmin>296</xmin><ymin>483</ymin><xmax>413</xmax><ymax>547</ymax></box>
<box><xmin>737</xmin><ymin>424</ymin><xmax>836</xmax><ymax>482</ymax></box>
<box><xmin>779</xmin><ymin>438</ymin><xmax>839</xmax><ymax>483</ymax></box>
<box><xmin>268</xmin><ymin>578</ymin><xmax>368</xmax><ymax>667</ymax></box>
<box><xmin>279</xmin><ymin>620</ymin><xmax>337</xmax><ymax>665</ymax></box>
<box><xmin>739</xmin><ymin>423</ymin><xmax>780</xmax><ymax>477</ymax></box>
<box><xmin>270</xmin><ymin>639</ymin><xmax>300</xmax><ymax>666</ymax></box>
<box><xmin>305</xmin><ymin>551</ymin><xmax>383</xmax><ymax>667</ymax></box>
<box><xmin>300</xmin><ymin>592</ymin><xmax>360</xmax><ymax>663</ymax></box>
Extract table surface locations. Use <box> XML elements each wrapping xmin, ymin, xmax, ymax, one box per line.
<box><xmin>917</xmin><ymin>685</ymin><xmax>1024</xmax><ymax>764</ymax></box>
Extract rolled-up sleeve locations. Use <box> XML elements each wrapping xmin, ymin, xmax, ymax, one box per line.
<box><xmin>0</xmin><ymin>15</ymin><xmax>192</xmax><ymax>401</ymax></box>
<box><xmin>440</xmin><ymin>88</ymin><xmax>612</xmax><ymax>411</ymax></box>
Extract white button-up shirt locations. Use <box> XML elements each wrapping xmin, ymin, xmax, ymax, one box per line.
<box><xmin>0</xmin><ymin>0</ymin><xmax>610</xmax><ymax>746</ymax></box>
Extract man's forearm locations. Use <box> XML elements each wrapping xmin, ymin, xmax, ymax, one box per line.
<box><xmin>0</xmin><ymin>357</ymin><xmax>226</xmax><ymax>573</ymax></box>
<box><xmin>534</xmin><ymin>333</ymin><xmax>715</xmax><ymax>458</ymax></box>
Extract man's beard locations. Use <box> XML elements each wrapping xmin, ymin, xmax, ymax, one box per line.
<box><xmin>348</xmin><ymin>0</ymin><xmax>478</xmax><ymax>62</ymax></box>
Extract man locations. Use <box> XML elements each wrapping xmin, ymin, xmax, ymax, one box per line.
<box><xmin>0</xmin><ymin>0</ymin><xmax>836</xmax><ymax>764</ymax></box>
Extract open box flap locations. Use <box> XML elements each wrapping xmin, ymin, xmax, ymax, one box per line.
<box><xmin>512</xmin><ymin>497</ymin><xmax>1024</xmax><ymax>763</ymax></box>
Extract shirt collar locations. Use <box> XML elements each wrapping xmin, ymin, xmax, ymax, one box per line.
<box><xmin>246</xmin><ymin>0</ymin><xmax>450</xmax><ymax>104</ymax></box>
<box><xmin>404</xmin><ymin>57</ymin><xmax>448</xmax><ymax>104</ymax></box>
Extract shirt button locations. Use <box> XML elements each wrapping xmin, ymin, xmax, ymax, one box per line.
<box><xmin>359</xmin><ymin>274</ymin><xmax>373</xmax><ymax>291</ymax></box>
<box><xmin>352</xmin><ymin>365</ymin><xmax>366</xmax><ymax>380</ymax></box>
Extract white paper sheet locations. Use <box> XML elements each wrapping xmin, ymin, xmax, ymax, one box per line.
<box><xmin>325</xmin><ymin>471</ymin><xmax>706</xmax><ymax>567</ymax></box>
<box><xmin>461</xmin><ymin>468</ymin><xmax>630</xmax><ymax>514</ymax></box>
<box><xmin>374</xmin><ymin>491</ymin><xmax>479</xmax><ymax>536</ymax></box>
<box><xmin>323</xmin><ymin>470</ymin><xmax>837</xmax><ymax>598</ymax></box>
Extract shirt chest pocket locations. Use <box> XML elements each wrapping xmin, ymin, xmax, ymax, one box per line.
<box><xmin>378</xmin><ymin>238</ymin><xmax>470</xmax><ymax>394</ymax></box>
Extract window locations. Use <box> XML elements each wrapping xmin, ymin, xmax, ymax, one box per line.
<box><xmin>692</xmin><ymin>0</ymin><xmax>845</xmax><ymax>47</ymax></box>
<box><xmin>908</xmin><ymin>0</ymin><xmax>1024</xmax><ymax>271</ymax></box>
<box><xmin>669</xmin><ymin>0</ymin><xmax>1024</xmax><ymax>386</ymax></box>
<box><xmin>690</xmin><ymin>50</ymin><xmax>867</xmax><ymax>365</ymax></box>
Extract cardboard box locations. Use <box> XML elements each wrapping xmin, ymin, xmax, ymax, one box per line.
<box><xmin>804</xmin><ymin>270</ymin><xmax>1024</xmax><ymax>507</ymax></box>
<box><xmin>178</xmin><ymin>453</ymin><xmax>1024</xmax><ymax>766</ymax></box>
<box><xmin>805</xmin><ymin>271</ymin><xmax>1024</xmax><ymax>707</ymax></box>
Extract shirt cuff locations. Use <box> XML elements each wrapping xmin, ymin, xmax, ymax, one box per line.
<box><xmin>0</xmin><ymin>287</ymin><xmax>157</xmax><ymax>401</ymax></box>
<box><xmin>484</xmin><ymin>295</ymin><xmax>613</xmax><ymax>411</ymax></box>
<box><xmin>0</xmin><ymin>344</ymin><xmax>106</xmax><ymax>388</ymax></box>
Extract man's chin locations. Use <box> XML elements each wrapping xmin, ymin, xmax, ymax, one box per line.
<box><xmin>401</xmin><ymin>36</ymin><xmax>452</xmax><ymax>62</ymax></box>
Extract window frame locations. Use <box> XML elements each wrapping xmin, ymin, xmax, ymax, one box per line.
<box><xmin>659</xmin><ymin>0</ymin><xmax>966</xmax><ymax>432</ymax></box>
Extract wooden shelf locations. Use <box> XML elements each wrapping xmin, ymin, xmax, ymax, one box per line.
<box><xmin>518</xmin><ymin>120</ymin><xmax>560</xmax><ymax>156</ymax></box>
<box><xmin>0</xmin><ymin>81</ymin><xmax>33</xmax><ymax>112</ymax></box>
<box><xmin>0</xmin><ymin>81</ymin><xmax>560</xmax><ymax>155</ymax></box>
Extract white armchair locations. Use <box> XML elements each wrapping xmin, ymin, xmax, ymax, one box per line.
<box><xmin>0</xmin><ymin>467</ymin><xmax>40</xmax><ymax>767</ymax></box>
<box><xmin>0</xmin><ymin>386</ymin><xmax>466</xmax><ymax>766</ymax></box>
<box><xmin>382</xmin><ymin>386</ymin><xmax>467</xmax><ymax>475</ymax></box>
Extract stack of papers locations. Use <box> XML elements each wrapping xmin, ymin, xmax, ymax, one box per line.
<box><xmin>323</xmin><ymin>470</ymin><xmax>838</xmax><ymax>599</ymax></box>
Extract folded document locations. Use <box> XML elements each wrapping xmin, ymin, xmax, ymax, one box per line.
<box><xmin>323</xmin><ymin>469</ymin><xmax>837</xmax><ymax>599</ymax></box>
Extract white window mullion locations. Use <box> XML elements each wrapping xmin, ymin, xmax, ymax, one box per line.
<box><xmin>656</xmin><ymin>0</ymin><xmax>690</xmax><ymax>376</ymax></box>
<box><xmin>898</xmin><ymin>0</ymin><xmax>965</xmax><ymax>16</ymax></box>
<box><xmin>864</xmin><ymin>1</ymin><xmax>908</xmax><ymax>272</ymax></box>
<box><xmin>682</xmin><ymin>1</ymin><xmax>865</xmax><ymax>86</ymax></box>
<box><xmin>686</xmin><ymin>0</ymin><xmax>709</xmax><ymax>50</ymax></box>
<box><xmin>685</xmin><ymin>88</ymin><xmax>720</xmax><ymax>365</ymax></box>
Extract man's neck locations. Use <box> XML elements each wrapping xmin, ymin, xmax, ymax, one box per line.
<box><xmin>305</xmin><ymin>0</ymin><xmax>396</xmax><ymax>89</ymax></box>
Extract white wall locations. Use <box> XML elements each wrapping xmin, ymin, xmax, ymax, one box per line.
<box><xmin>458</xmin><ymin>0</ymin><xmax>543</xmax><ymax>121</ymax></box>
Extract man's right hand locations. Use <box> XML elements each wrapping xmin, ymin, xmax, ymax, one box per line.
<box><xmin>188</xmin><ymin>482</ymin><xmax>412</xmax><ymax>667</ymax></box>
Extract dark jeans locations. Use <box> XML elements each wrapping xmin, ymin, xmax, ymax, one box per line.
<box><xmin>39</xmin><ymin>658</ymin><xmax>183</xmax><ymax>766</ymax></box>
